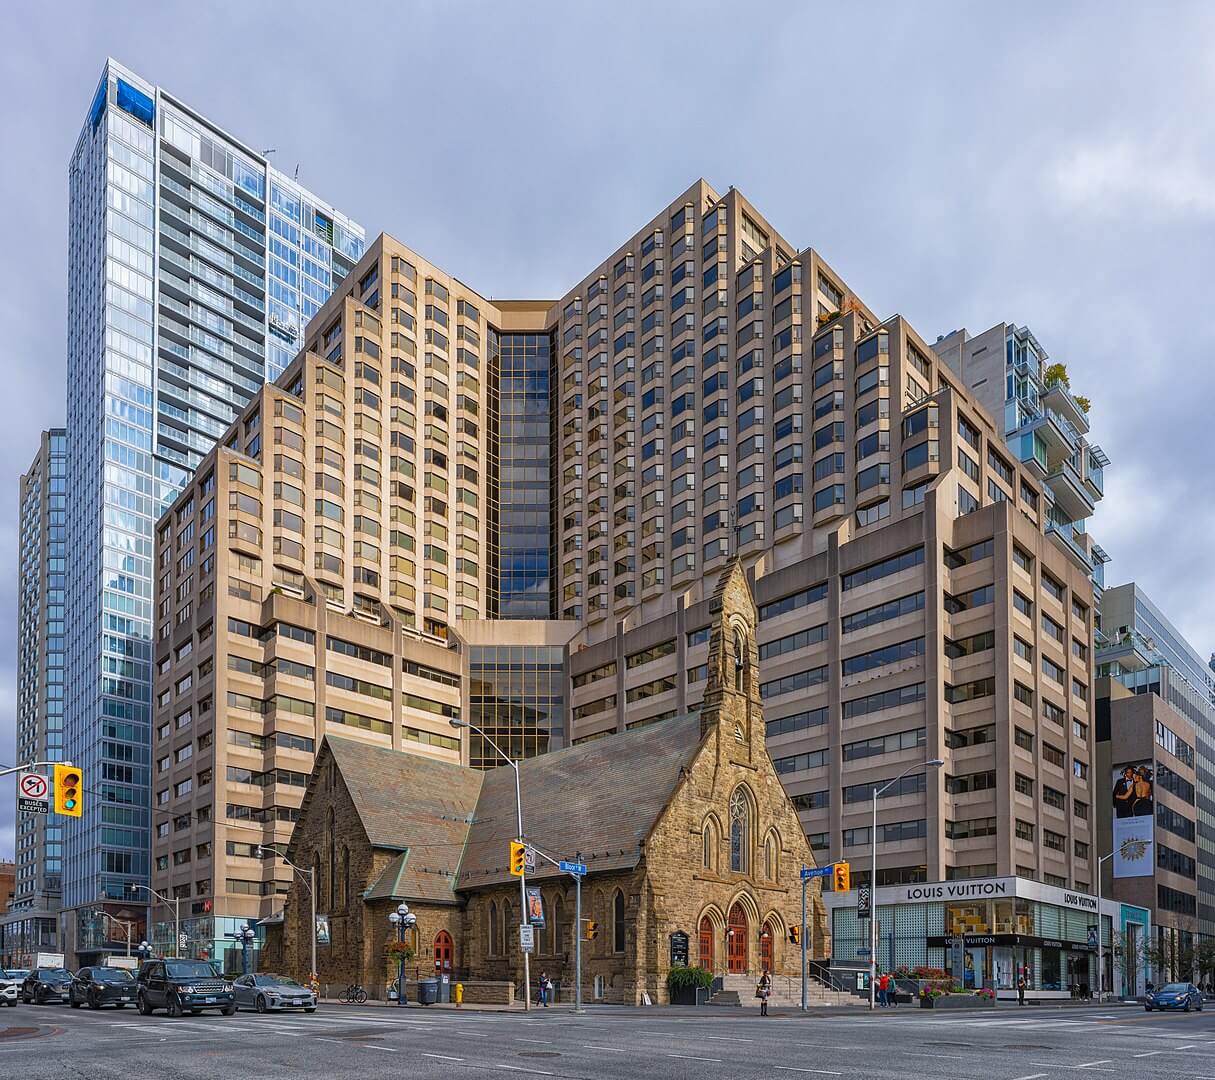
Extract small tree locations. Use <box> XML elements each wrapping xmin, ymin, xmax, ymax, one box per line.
<box><xmin>1043</xmin><ymin>362</ymin><xmax>1070</xmax><ymax>388</ymax></box>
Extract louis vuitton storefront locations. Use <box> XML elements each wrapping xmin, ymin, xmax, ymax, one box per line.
<box><xmin>824</xmin><ymin>876</ymin><xmax>1147</xmax><ymax>1001</ymax></box>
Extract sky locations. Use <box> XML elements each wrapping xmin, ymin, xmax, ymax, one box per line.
<box><xmin>1</xmin><ymin>1</ymin><xmax>1212</xmax><ymax>859</ymax></box>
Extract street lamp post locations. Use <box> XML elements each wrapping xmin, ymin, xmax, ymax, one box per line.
<box><xmin>240</xmin><ymin>926</ymin><xmax>256</xmax><ymax>976</ymax></box>
<box><xmin>137</xmin><ymin>940</ymin><xmax>152</xmax><ymax>964</ymax></box>
<box><xmin>451</xmin><ymin>718</ymin><xmax>531</xmax><ymax>1012</ymax></box>
<box><xmin>388</xmin><ymin>903</ymin><xmax>415</xmax><ymax>1005</ymax></box>
<box><xmin>258</xmin><ymin>845</ymin><xmax>317</xmax><ymax>989</ymax></box>
<box><xmin>95</xmin><ymin>910</ymin><xmax>135</xmax><ymax>956</ymax></box>
<box><xmin>869</xmin><ymin>759</ymin><xmax>944</xmax><ymax>1010</ymax></box>
<box><xmin>129</xmin><ymin>884</ymin><xmax>181</xmax><ymax>959</ymax></box>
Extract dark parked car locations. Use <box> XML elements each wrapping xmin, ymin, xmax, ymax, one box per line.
<box><xmin>1145</xmin><ymin>982</ymin><xmax>1204</xmax><ymax>1012</ymax></box>
<box><xmin>70</xmin><ymin>966</ymin><xmax>137</xmax><ymax>1009</ymax></box>
<box><xmin>21</xmin><ymin>968</ymin><xmax>73</xmax><ymax>1005</ymax></box>
<box><xmin>136</xmin><ymin>959</ymin><xmax>234</xmax><ymax>1017</ymax></box>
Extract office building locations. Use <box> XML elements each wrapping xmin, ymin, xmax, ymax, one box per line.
<box><xmin>1098</xmin><ymin>582</ymin><xmax>1215</xmax><ymax>951</ymax></box>
<box><xmin>60</xmin><ymin>58</ymin><xmax>362</xmax><ymax>964</ymax></box>
<box><xmin>933</xmin><ymin>323</ymin><xmax>1109</xmax><ymax>595</ymax></box>
<box><xmin>149</xmin><ymin>181</ymin><xmax>1100</xmax><ymax>993</ymax></box>
<box><xmin>0</xmin><ymin>432</ymin><xmax>67</xmax><ymax>962</ymax></box>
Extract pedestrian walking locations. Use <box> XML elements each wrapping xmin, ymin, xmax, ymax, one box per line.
<box><xmin>757</xmin><ymin>968</ymin><xmax>772</xmax><ymax>1016</ymax></box>
<box><xmin>1017</xmin><ymin>973</ymin><xmax>1026</xmax><ymax>1006</ymax></box>
<box><xmin>877</xmin><ymin>971</ymin><xmax>889</xmax><ymax>1008</ymax></box>
<box><xmin>537</xmin><ymin>970</ymin><xmax>549</xmax><ymax>1008</ymax></box>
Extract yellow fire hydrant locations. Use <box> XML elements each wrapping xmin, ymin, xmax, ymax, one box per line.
<box><xmin>455</xmin><ymin>982</ymin><xmax>464</xmax><ymax>1007</ymax></box>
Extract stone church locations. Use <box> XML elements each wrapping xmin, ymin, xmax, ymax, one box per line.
<box><xmin>272</xmin><ymin>562</ymin><xmax>829</xmax><ymax>1004</ymax></box>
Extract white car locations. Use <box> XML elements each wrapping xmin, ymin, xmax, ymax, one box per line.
<box><xmin>0</xmin><ymin>970</ymin><xmax>26</xmax><ymax>1007</ymax></box>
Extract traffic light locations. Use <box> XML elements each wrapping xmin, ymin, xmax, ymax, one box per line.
<box><xmin>788</xmin><ymin>925</ymin><xmax>801</xmax><ymax>945</ymax></box>
<box><xmin>832</xmin><ymin>861</ymin><xmax>851</xmax><ymax>892</ymax></box>
<box><xmin>53</xmin><ymin>764</ymin><xmax>83</xmax><ymax>817</ymax></box>
<box><xmin>584</xmin><ymin>920</ymin><xmax>599</xmax><ymax>941</ymax></box>
<box><xmin>509</xmin><ymin>841</ymin><xmax>527</xmax><ymax>877</ymax></box>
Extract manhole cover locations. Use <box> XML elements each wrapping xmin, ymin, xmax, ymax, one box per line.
<box><xmin>519</xmin><ymin>1051</ymin><xmax>561</xmax><ymax>1058</ymax></box>
<box><xmin>0</xmin><ymin>1027</ymin><xmax>44</xmax><ymax>1041</ymax></box>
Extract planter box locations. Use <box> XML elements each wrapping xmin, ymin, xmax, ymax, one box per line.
<box><xmin>920</xmin><ymin>994</ymin><xmax>996</xmax><ymax>1009</ymax></box>
<box><xmin>670</xmin><ymin>985</ymin><xmax>709</xmax><ymax>1006</ymax></box>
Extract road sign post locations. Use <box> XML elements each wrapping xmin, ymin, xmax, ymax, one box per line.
<box><xmin>800</xmin><ymin>866</ymin><xmax>808</xmax><ymax>1010</ymax></box>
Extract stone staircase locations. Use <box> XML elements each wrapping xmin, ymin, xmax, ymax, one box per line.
<box><xmin>708</xmin><ymin>972</ymin><xmax>866</xmax><ymax>1008</ymax></box>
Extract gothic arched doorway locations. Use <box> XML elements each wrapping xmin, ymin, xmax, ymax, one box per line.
<box><xmin>434</xmin><ymin>930</ymin><xmax>453</xmax><ymax>974</ymax></box>
<box><xmin>760</xmin><ymin>919</ymin><xmax>776</xmax><ymax>972</ymax></box>
<box><xmin>699</xmin><ymin>915</ymin><xmax>714</xmax><ymax>971</ymax></box>
<box><xmin>727</xmin><ymin>902</ymin><xmax>748</xmax><ymax>974</ymax></box>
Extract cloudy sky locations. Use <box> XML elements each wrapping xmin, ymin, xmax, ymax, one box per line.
<box><xmin>1</xmin><ymin>2</ymin><xmax>1212</xmax><ymax>857</ymax></box>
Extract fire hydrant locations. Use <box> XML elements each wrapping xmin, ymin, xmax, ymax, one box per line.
<box><xmin>455</xmin><ymin>982</ymin><xmax>464</xmax><ymax>1007</ymax></box>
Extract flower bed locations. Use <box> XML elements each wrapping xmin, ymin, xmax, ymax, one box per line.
<box><xmin>918</xmin><ymin>983</ymin><xmax>996</xmax><ymax>1009</ymax></box>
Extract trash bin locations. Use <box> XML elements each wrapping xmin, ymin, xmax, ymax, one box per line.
<box><xmin>417</xmin><ymin>978</ymin><xmax>440</xmax><ymax>1005</ymax></box>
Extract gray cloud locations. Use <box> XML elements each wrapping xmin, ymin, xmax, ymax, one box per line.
<box><xmin>1</xmin><ymin>0</ymin><xmax>1211</xmax><ymax>855</ymax></box>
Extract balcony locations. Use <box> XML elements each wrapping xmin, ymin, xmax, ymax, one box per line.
<box><xmin>1020</xmin><ymin>407</ymin><xmax>1079</xmax><ymax>467</ymax></box>
<box><xmin>1044</xmin><ymin>456</ymin><xmax>1095</xmax><ymax>522</ymax></box>
<box><xmin>1042</xmin><ymin>380</ymin><xmax>1090</xmax><ymax>435</ymax></box>
<box><xmin>1046</xmin><ymin>519</ymin><xmax>1094</xmax><ymax>574</ymax></box>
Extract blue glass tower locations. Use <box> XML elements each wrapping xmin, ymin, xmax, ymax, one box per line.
<box><xmin>62</xmin><ymin>60</ymin><xmax>362</xmax><ymax>960</ymax></box>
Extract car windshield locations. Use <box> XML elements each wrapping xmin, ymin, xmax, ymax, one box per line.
<box><xmin>94</xmin><ymin>969</ymin><xmax>134</xmax><ymax>983</ymax></box>
<box><xmin>165</xmin><ymin>961</ymin><xmax>218</xmax><ymax>980</ymax></box>
<box><xmin>3</xmin><ymin>970</ymin><xmax>27</xmax><ymax>979</ymax></box>
<box><xmin>256</xmin><ymin>974</ymin><xmax>302</xmax><ymax>987</ymax></box>
<box><xmin>38</xmin><ymin>969</ymin><xmax>70</xmax><ymax>983</ymax></box>
<box><xmin>1161</xmin><ymin>983</ymin><xmax>1190</xmax><ymax>993</ymax></box>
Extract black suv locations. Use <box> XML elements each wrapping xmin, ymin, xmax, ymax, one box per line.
<box><xmin>70</xmin><ymin>966</ymin><xmax>137</xmax><ymax>1009</ymax></box>
<box><xmin>21</xmin><ymin>969</ymin><xmax>73</xmax><ymax>1005</ymax></box>
<box><xmin>136</xmin><ymin>960</ymin><xmax>234</xmax><ymax>1017</ymax></box>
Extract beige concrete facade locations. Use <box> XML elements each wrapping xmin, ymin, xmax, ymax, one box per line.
<box><xmin>1096</xmin><ymin>678</ymin><xmax>1199</xmax><ymax>980</ymax></box>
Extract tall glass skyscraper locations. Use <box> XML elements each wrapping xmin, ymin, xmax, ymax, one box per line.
<box><xmin>62</xmin><ymin>59</ymin><xmax>362</xmax><ymax>958</ymax></box>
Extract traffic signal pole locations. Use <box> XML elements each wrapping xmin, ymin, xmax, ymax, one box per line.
<box><xmin>574</xmin><ymin>870</ymin><xmax>583</xmax><ymax>1014</ymax></box>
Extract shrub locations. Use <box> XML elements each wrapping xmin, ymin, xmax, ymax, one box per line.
<box><xmin>667</xmin><ymin>966</ymin><xmax>715</xmax><ymax>994</ymax></box>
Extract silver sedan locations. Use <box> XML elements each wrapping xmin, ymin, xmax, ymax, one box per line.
<box><xmin>232</xmin><ymin>973</ymin><xmax>317</xmax><ymax>1013</ymax></box>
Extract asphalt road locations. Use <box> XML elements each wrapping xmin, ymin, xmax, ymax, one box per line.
<box><xmin>3</xmin><ymin>1000</ymin><xmax>1215</xmax><ymax>1079</ymax></box>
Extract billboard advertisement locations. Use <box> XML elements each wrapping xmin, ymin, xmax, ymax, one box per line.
<box><xmin>526</xmin><ymin>886</ymin><xmax>546</xmax><ymax>927</ymax></box>
<box><xmin>1112</xmin><ymin>762</ymin><xmax>1154</xmax><ymax>877</ymax></box>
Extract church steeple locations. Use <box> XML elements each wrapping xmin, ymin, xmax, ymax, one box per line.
<box><xmin>699</xmin><ymin>560</ymin><xmax>763</xmax><ymax>761</ymax></box>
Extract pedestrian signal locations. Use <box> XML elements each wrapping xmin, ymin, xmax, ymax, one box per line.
<box><xmin>509</xmin><ymin>841</ymin><xmax>527</xmax><ymax>877</ymax></box>
<box><xmin>54</xmin><ymin>764</ymin><xmax>83</xmax><ymax>817</ymax></box>
<box><xmin>584</xmin><ymin>920</ymin><xmax>599</xmax><ymax>940</ymax></box>
<box><xmin>832</xmin><ymin>861</ymin><xmax>850</xmax><ymax>892</ymax></box>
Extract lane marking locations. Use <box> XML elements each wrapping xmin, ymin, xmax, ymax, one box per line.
<box><xmin>423</xmin><ymin>1053</ymin><xmax>465</xmax><ymax>1062</ymax></box>
<box><xmin>582</xmin><ymin>1045</ymin><xmax>627</xmax><ymax>1052</ymax></box>
<box><xmin>705</xmin><ymin>1035</ymin><xmax>753</xmax><ymax>1042</ymax></box>
<box><xmin>495</xmin><ymin>1066</ymin><xmax>553</xmax><ymax>1076</ymax></box>
<box><xmin>667</xmin><ymin>1054</ymin><xmax>722</xmax><ymax>1062</ymax></box>
<box><xmin>1029</xmin><ymin>1064</ymin><xmax>1114</xmax><ymax>1073</ymax></box>
<box><xmin>1010</xmin><ymin>1074</ymin><xmax>1048</xmax><ymax>1080</ymax></box>
<box><xmin>774</xmin><ymin>1068</ymin><xmax>844</xmax><ymax>1077</ymax></box>
<box><xmin>361</xmin><ymin>1044</ymin><xmax>397</xmax><ymax>1052</ymax></box>
<box><xmin>1132</xmin><ymin>1051</ymin><xmax>1161</xmax><ymax>1058</ymax></box>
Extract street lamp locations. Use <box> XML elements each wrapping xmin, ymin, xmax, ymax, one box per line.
<box><xmin>1095</xmin><ymin>842</ymin><xmax>1151</xmax><ymax>1002</ymax></box>
<box><xmin>258</xmin><ymin>845</ymin><xmax>317</xmax><ymax>990</ymax></box>
<box><xmin>128</xmin><ymin>884</ymin><xmax>181</xmax><ymax>959</ymax></box>
<box><xmin>94</xmin><ymin>910</ymin><xmax>136</xmax><ymax>956</ymax></box>
<box><xmin>137</xmin><ymin>940</ymin><xmax>152</xmax><ymax>966</ymax></box>
<box><xmin>869</xmin><ymin>758</ymin><xmax>944</xmax><ymax>1010</ymax></box>
<box><xmin>450</xmin><ymin>717</ymin><xmax>531</xmax><ymax>1012</ymax></box>
<box><xmin>388</xmin><ymin>903</ymin><xmax>416</xmax><ymax>1005</ymax></box>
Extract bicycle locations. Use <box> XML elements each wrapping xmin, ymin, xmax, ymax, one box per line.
<box><xmin>338</xmin><ymin>983</ymin><xmax>368</xmax><ymax>1004</ymax></box>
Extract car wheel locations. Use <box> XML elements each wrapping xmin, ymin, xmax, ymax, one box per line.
<box><xmin>221</xmin><ymin>1004</ymin><xmax>235</xmax><ymax>1016</ymax></box>
<box><xmin>137</xmin><ymin>994</ymin><xmax>151</xmax><ymax>1015</ymax></box>
<box><xmin>1185</xmin><ymin>1001</ymin><xmax>1192</xmax><ymax>1012</ymax></box>
<box><xmin>70</xmin><ymin>994</ymin><xmax>81</xmax><ymax>1009</ymax></box>
<box><xmin>1145</xmin><ymin>1005</ymin><xmax>1152</xmax><ymax>1011</ymax></box>
<box><xmin>89</xmin><ymin>993</ymin><xmax>102</xmax><ymax>1010</ymax></box>
<box><xmin>167</xmin><ymin>994</ymin><xmax>183</xmax><ymax>1018</ymax></box>
<box><xmin>256</xmin><ymin>994</ymin><xmax>268</xmax><ymax>1014</ymax></box>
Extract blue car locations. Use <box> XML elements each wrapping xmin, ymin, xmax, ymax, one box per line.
<box><xmin>1145</xmin><ymin>983</ymin><xmax>1204</xmax><ymax>1012</ymax></box>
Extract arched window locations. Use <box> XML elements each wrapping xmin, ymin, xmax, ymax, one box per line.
<box><xmin>613</xmin><ymin>889</ymin><xmax>626</xmax><ymax>953</ymax></box>
<box><xmin>326</xmin><ymin>808</ymin><xmax>336</xmax><ymax>910</ymax></box>
<box><xmin>729</xmin><ymin>788</ymin><xmax>751</xmax><ymax>874</ymax></box>
<box><xmin>764</xmin><ymin>833</ymin><xmax>778</xmax><ymax>882</ymax></box>
<box><xmin>342</xmin><ymin>845</ymin><xmax>351</xmax><ymax>909</ymax></box>
<box><xmin>488</xmin><ymin>901</ymin><xmax>498</xmax><ymax>955</ymax></box>
<box><xmin>699</xmin><ymin>915</ymin><xmax>715</xmax><ymax>970</ymax></box>
<box><xmin>702</xmin><ymin>821</ymin><xmax>715</xmax><ymax>870</ymax></box>
<box><xmin>503</xmin><ymin>901</ymin><xmax>513</xmax><ymax>951</ymax></box>
<box><xmin>552</xmin><ymin>894</ymin><xmax>565</xmax><ymax>957</ymax></box>
<box><xmin>733</xmin><ymin>627</ymin><xmax>746</xmax><ymax>692</ymax></box>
